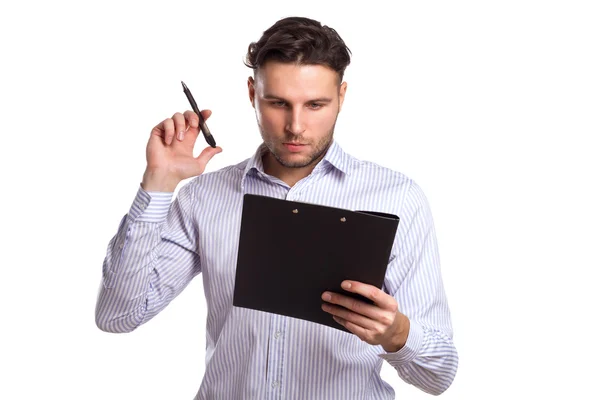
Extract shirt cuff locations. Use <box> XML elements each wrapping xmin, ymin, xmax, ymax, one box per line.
<box><xmin>378</xmin><ymin>319</ymin><xmax>424</xmax><ymax>367</ymax></box>
<box><xmin>127</xmin><ymin>185</ymin><xmax>174</xmax><ymax>223</ymax></box>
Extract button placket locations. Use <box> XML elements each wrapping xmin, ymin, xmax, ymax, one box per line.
<box><xmin>266</xmin><ymin>315</ymin><xmax>287</xmax><ymax>398</ymax></box>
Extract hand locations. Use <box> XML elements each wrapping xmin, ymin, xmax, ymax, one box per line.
<box><xmin>321</xmin><ymin>281</ymin><xmax>410</xmax><ymax>353</ymax></box>
<box><xmin>141</xmin><ymin>110</ymin><xmax>222</xmax><ymax>192</ymax></box>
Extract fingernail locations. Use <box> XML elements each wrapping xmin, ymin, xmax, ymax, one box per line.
<box><xmin>322</xmin><ymin>293</ymin><xmax>331</xmax><ymax>301</ymax></box>
<box><xmin>178</xmin><ymin>131</ymin><xmax>184</xmax><ymax>141</ymax></box>
<box><xmin>190</xmin><ymin>119</ymin><xmax>198</xmax><ymax>128</ymax></box>
<box><xmin>342</xmin><ymin>282</ymin><xmax>351</xmax><ymax>290</ymax></box>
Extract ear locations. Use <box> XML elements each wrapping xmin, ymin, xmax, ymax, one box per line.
<box><xmin>247</xmin><ymin>76</ymin><xmax>256</xmax><ymax>108</ymax></box>
<box><xmin>338</xmin><ymin>81</ymin><xmax>348</xmax><ymax>111</ymax></box>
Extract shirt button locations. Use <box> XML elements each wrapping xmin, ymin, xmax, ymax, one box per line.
<box><xmin>274</xmin><ymin>331</ymin><xmax>281</xmax><ymax>339</ymax></box>
<box><xmin>272</xmin><ymin>381</ymin><xmax>279</xmax><ymax>388</ymax></box>
<box><xmin>119</xmin><ymin>243</ymin><xmax>124</xmax><ymax>249</ymax></box>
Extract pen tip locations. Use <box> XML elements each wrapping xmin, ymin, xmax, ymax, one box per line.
<box><xmin>181</xmin><ymin>81</ymin><xmax>187</xmax><ymax>90</ymax></box>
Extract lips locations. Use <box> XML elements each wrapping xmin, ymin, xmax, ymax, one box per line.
<box><xmin>283</xmin><ymin>143</ymin><xmax>306</xmax><ymax>152</ymax></box>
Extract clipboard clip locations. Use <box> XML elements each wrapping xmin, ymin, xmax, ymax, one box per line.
<box><xmin>291</xmin><ymin>207</ymin><xmax>347</xmax><ymax>223</ymax></box>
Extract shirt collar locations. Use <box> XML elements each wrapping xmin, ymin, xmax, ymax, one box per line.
<box><xmin>240</xmin><ymin>140</ymin><xmax>354</xmax><ymax>191</ymax></box>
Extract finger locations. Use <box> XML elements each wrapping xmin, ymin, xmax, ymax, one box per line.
<box><xmin>195</xmin><ymin>146</ymin><xmax>223</xmax><ymax>167</ymax></box>
<box><xmin>321</xmin><ymin>291</ymin><xmax>381</xmax><ymax>320</ymax></box>
<box><xmin>322</xmin><ymin>302</ymin><xmax>377</xmax><ymax>331</ymax></box>
<box><xmin>183</xmin><ymin>110</ymin><xmax>199</xmax><ymax>132</ymax></box>
<box><xmin>340</xmin><ymin>281</ymin><xmax>397</xmax><ymax>311</ymax></box>
<box><xmin>155</xmin><ymin>118</ymin><xmax>175</xmax><ymax>145</ymax></box>
<box><xmin>332</xmin><ymin>316</ymin><xmax>370</xmax><ymax>341</ymax></box>
<box><xmin>182</xmin><ymin>109</ymin><xmax>212</xmax><ymax>138</ymax></box>
<box><xmin>172</xmin><ymin>112</ymin><xmax>187</xmax><ymax>142</ymax></box>
<box><xmin>333</xmin><ymin>315</ymin><xmax>348</xmax><ymax>329</ymax></box>
<box><xmin>184</xmin><ymin>110</ymin><xmax>212</xmax><ymax>126</ymax></box>
<box><xmin>150</xmin><ymin>119</ymin><xmax>167</xmax><ymax>142</ymax></box>
<box><xmin>194</xmin><ymin>109</ymin><xmax>213</xmax><ymax>132</ymax></box>
<box><xmin>199</xmin><ymin>109</ymin><xmax>212</xmax><ymax>121</ymax></box>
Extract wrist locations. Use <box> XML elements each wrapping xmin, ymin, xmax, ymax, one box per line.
<box><xmin>141</xmin><ymin>168</ymin><xmax>179</xmax><ymax>192</ymax></box>
<box><xmin>382</xmin><ymin>312</ymin><xmax>410</xmax><ymax>353</ymax></box>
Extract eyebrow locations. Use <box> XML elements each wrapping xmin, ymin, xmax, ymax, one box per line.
<box><xmin>263</xmin><ymin>94</ymin><xmax>334</xmax><ymax>103</ymax></box>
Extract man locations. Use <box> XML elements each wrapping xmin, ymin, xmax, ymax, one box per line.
<box><xmin>96</xmin><ymin>16</ymin><xmax>458</xmax><ymax>399</ymax></box>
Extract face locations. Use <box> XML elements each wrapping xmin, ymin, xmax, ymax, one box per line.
<box><xmin>248</xmin><ymin>61</ymin><xmax>347</xmax><ymax>170</ymax></box>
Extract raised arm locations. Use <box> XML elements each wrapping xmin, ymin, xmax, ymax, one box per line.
<box><xmin>95</xmin><ymin>109</ymin><xmax>221</xmax><ymax>332</ymax></box>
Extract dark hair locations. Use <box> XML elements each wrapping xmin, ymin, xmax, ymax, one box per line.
<box><xmin>245</xmin><ymin>17</ymin><xmax>352</xmax><ymax>82</ymax></box>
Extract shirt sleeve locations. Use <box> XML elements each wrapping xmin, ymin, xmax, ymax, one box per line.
<box><xmin>95</xmin><ymin>184</ymin><xmax>201</xmax><ymax>333</ymax></box>
<box><xmin>378</xmin><ymin>181</ymin><xmax>459</xmax><ymax>395</ymax></box>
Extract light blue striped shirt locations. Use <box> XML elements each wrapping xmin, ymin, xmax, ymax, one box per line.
<box><xmin>96</xmin><ymin>140</ymin><xmax>458</xmax><ymax>399</ymax></box>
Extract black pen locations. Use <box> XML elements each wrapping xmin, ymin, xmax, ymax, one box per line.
<box><xmin>181</xmin><ymin>81</ymin><xmax>216</xmax><ymax>148</ymax></box>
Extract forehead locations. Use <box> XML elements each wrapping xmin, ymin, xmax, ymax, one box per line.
<box><xmin>255</xmin><ymin>61</ymin><xmax>339</xmax><ymax>99</ymax></box>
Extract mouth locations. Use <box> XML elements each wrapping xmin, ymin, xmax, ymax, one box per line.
<box><xmin>283</xmin><ymin>143</ymin><xmax>307</xmax><ymax>152</ymax></box>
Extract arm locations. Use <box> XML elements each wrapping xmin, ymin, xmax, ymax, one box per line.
<box><xmin>95</xmin><ymin>185</ymin><xmax>200</xmax><ymax>333</ymax></box>
<box><xmin>321</xmin><ymin>182</ymin><xmax>458</xmax><ymax>395</ymax></box>
<box><xmin>95</xmin><ymin>109</ymin><xmax>222</xmax><ymax>333</ymax></box>
<box><xmin>378</xmin><ymin>181</ymin><xmax>458</xmax><ymax>395</ymax></box>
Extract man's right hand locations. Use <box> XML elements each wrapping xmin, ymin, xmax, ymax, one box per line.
<box><xmin>141</xmin><ymin>110</ymin><xmax>222</xmax><ymax>192</ymax></box>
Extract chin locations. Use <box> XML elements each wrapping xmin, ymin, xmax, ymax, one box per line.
<box><xmin>275</xmin><ymin>153</ymin><xmax>317</xmax><ymax>169</ymax></box>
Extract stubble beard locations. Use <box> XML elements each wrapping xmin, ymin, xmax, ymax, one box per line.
<box><xmin>258</xmin><ymin>120</ymin><xmax>337</xmax><ymax>169</ymax></box>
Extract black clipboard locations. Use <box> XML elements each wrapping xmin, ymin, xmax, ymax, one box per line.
<box><xmin>232</xmin><ymin>194</ymin><xmax>400</xmax><ymax>332</ymax></box>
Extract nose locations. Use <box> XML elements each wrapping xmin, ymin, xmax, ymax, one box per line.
<box><xmin>285</xmin><ymin>106</ymin><xmax>306</xmax><ymax>136</ymax></box>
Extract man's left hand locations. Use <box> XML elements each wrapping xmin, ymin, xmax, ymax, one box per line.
<box><xmin>321</xmin><ymin>281</ymin><xmax>410</xmax><ymax>353</ymax></box>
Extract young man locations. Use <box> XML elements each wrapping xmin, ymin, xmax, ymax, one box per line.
<box><xmin>96</xmin><ymin>16</ymin><xmax>458</xmax><ymax>399</ymax></box>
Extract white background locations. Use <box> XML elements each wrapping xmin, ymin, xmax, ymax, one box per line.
<box><xmin>1</xmin><ymin>0</ymin><xmax>599</xmax><ymax>399</ymax></box>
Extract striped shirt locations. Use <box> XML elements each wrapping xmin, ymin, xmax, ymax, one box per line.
<box><xmin>96</xmin><ymin>140</ymin><xmax>458</xmax><ymax>399</ymax></box>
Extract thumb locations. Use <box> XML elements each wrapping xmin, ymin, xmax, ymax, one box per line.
<box><xmin>196</xmin><ymin>145</ymin><xmax>223</xmax><ymax>166</ymax></box>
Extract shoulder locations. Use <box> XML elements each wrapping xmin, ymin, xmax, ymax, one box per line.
<box><xmin>345</xmin><ymin>154</ymin><xmax>433</xmax><ymax>216</ymax></box>
<box><xmin>356</xmin><ymin>158</ymin><xmax>413</xmax><ymax>183</ymax></box>
<box><xmin>349</xmin><ymin>156</ymin><xmax>417</xmax><ymax>195</ymax></box>
<box><xmin>177</xmin><ymin>158</ymin><xmax>250</xmax><ymax>200</ymax></box>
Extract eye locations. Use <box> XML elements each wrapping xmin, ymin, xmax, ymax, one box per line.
<box><xmin>271</xmin><ymin>101</ymin><xmax>287</xmax><ymax>107</ymax></box>
<box><xmin>309</xmin><ymin>103</ymin><xmax>323</xmax><ymax>110</ymax></box>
